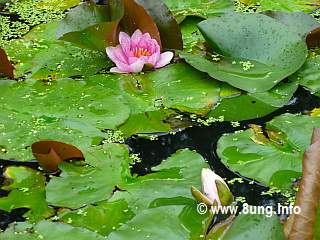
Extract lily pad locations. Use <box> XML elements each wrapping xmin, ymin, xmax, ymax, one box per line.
<box><xmin>180</xmin><ymin>17</ymin><xmax>204</xmax><ymax>50</ymax></box>
<box><xmin>258</xmin><ymin>0</ymin><xmax>320</xmax><ymax>13</ymax></box>
<box><xmin>1</xmin><ymin>221</ymin><xmax>105</xmax><ymax>240</ymax></box>
<box><xmin>0</xmin><ymin>166</ymin><xmax>54</xmax><ymax>222</ymax></box>
<box><xmin>108</xmin><ymin>206</ymin><xmax>188</xmax><ymax>240</ymax></box>
<box><xmin>181</xmin><ymin>12</ymin><xmax>308</xmax><ymax>93</ymax></box>
<box><xmin>5</xmin><ymin>22</ymin><xmax>111</xmax><ymax>79</ymax></box>
<box><xmin>217</xmin><ymin>113</ymin><xmax>320</xmax><ymax>187</ymax></box>
<box><xmin>58</xmin><ymin>199</ymin><xmax>135</xmax><ymax>236</ymax></box>
<box><xmin>111</xmin><ymin>149</ymin><xmax>207</xmax><ymax>213</ymax></box>
<box><xmin>290</xmin><ymin>52</ymin><xmax>320</xmax><ymax>94</ymax></box>
<box><xmin>0</xmin><ymin>79</ymin><xmax>130</xmax><ymax>161</ymax></box>
<box><xmin>263</xmin><ymin>11</ymin><xmax>320</xmax><ymax>40</ymax></box>
<box><xmin>163</xmin><ymin>0</ymin><xmax>234</xmax><ymax>23</ymax></box>
<box><xmin>46</xmin><ymin>143</ymin><xmax>132</xmax><ymax>208</ymax></box>
<box><xmin>57</xmin><ymin>1</ymin><xmax>124</xmax><ymax>51</ymax></box>
<box><xmin>119</xmin><ymin>111</ymin><xmax>174</xmax><ymax>136</ymax></box>
<box><xmin>208</xmin><ymin>78</ymin><xmax>299</xmax><ymax>121</ymax></box>
<box><xmin>223</xmin><ymin>213</ymin><xmax>284</xmax><ymax>240</ymax></box>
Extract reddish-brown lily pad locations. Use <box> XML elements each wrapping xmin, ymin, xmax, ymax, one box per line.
<box><xmin>0</xmin><ymin>48</ymin><xmax>14</xmax><ymax>79</ymax></box>
<box><xmin>306</xmin><ymin>28</ymin><xmax>320</xmax><ymax>49</ymax></box>
<box><xmin>134</xmin><ymin>0</ymin><xmax>183</xmax><ymax>50</ymax></box>
<box><xmin>32</xmin><ymin>141</ymin><xmax>85</xmax><ymax>172</ymax></box>
<box><xmin>120</xmin><ymin>0</ymin><xmax>162</xmax><ymax>48</ymax></box>
<box><xmin>284</xmin><ymin>128</ymin><xmax>320</xmax><ymax>239</ymax></box>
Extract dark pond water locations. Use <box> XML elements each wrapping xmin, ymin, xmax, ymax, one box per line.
<box><xmin>1</xmin><ymin>86</ymin><xmax>320</xmax><ymax>230</ymax></box>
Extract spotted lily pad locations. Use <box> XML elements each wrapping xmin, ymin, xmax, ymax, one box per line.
<box><xmin>181</xmin><ymin>12</ymin><xmax>308</xmax><ymax>93</ymax></box>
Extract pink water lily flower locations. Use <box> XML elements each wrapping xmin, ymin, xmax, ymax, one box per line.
<box><xmin>106</xmin><ymin>29</ymin><xmax>174</xmax><ymax>73</ymax></box>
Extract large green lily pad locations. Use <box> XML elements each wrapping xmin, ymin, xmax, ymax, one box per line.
<box><xmin>181</xmin><ymin>12</ymin><xmax>308</xmax><ymax>93</ymax></box>
<box><xmin>217</xmin><ymin>113</ymin><xmax>320</xmax><ymax>187</ymax></box>
<box><xmin>111</xmin><ymin>149</ymin><xmax>207</xmax><ymax>211</ymax></box>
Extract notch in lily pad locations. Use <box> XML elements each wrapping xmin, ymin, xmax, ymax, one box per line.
<box><xmin>0</xmin><ymin>48</ymin><xmax>14</xmax><ymax>79</ymax></box>
<box><xmin>32</xmin><ymin>141</ymin><xmax>85</xmax><ymax>172</ymax></box>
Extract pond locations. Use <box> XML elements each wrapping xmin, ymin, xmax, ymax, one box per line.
<box><xmin>1</xmin><ymin>0</ymin><xmax>320</xmax><ymax>239</ymax></box>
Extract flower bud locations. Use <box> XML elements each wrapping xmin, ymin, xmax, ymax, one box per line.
<box><xmin>192</xmin><ymin>168</ymin><xmax>233</xmax><ymax>207</ymax></box>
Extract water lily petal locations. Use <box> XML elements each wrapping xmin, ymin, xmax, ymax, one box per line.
<box><xmin>201</xmin><ymin>168</ymin><xmax>230</xmax><ymax>207</ymax></box>
<box><xmin>128</xmin><ymin>59</ymin><xmax>145</xmax><ymax>73</ymax></box>
<box><xmin>131</xmin><ymin>29</ymin><xmax>143</xmax><ymax>49</ymax></box>
<box><xmin>110</xmin><ymin>67</ymin><xmax>127</xmax><ymax>73</ymax></box>
<box><xmin>147</xmin><ymin>52</ymin><xmax>160</xmax><ymax>66</ymax></box>
<box><xmin>119</xmin><ymin>32</ymin><xmax>132</xmax><ymax>57</ymax></box>
<box><xmin>155</xmin><ymin>51</ymin><xmax>174</xmax><ymax>68</ymax></box>
<box><xmin>150</xmin><ymin>39</ymin><xmax>161</xmax><ymax>53</ymax></box>
<box><xmin>106</xmin><ymin>46</ymin><xmax>128</xmax><ymax>64</ymax></box>
<box><xmin>107</xmin><ymin>29</ymin><xmax>173</xmax><ymax>73</ymax></box>
<box><xmin>138</xmin><ymin>33</ymin><xmax>154</xmax><ymax>50</ymax></box>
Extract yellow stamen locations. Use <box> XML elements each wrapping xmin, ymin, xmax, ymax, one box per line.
<box><xmin>133</xmin><ymin>47</ymin><xmax>152</xmax><ymax>57</ymax></box>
